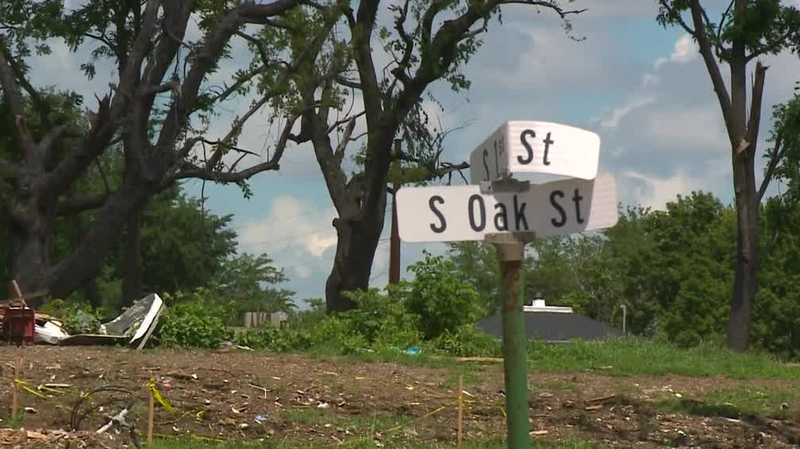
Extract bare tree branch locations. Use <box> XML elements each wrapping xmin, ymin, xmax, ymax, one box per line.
<box><xmin>203</xmin><ymin>64</ymin><xmax>266</xmax><ymax>106</ymax></box>
<box><xmin>42</xmin><ymin>0</ymin><xmax>162</xmax><ymax>196</ymax></box>
<box><xmin>688</xmin><ymin>0</ymin><xmax>735</xmax><ymax>140</ymax></box>
<box><xmin>238</xmin><ymin>0</ymin><xmax>301</xmax><ymax>23</ymax></box>
<box><xmin>496</xmin><ymin>1</ymin><xmax>586</xmax><ymax>17</ymax></box>
<box><xmin>758</xmin><ymin>132</ymin><xmax>785</xmax><ymax>202</ymax></box>
<box><xmin>56</xmin><ymin>193</ymin><xmax>109</xmax><ymax>216</ymax></box>
<box><xmin>334</xmin><ymin>115</ymin><xmax>357</xmax><ymax>164</ymax></box>
<box><xmin>156</xmin><ymin>0</ymin><xmax>300</xmax><ymax>165</ymax></box>
<box><xmin>658</xmin><ymin>0</ymin><xmax>697</xmax><ymax>37</ymax></box>
<box><xmin>172</xmin><ymin>114</ymin><xmax>298</xmax><ymax>183</ymax></box>
<box><xmin>743</xmin><ymin>62</ymin><xmax>768</xmax><ymax>155</ymax></box>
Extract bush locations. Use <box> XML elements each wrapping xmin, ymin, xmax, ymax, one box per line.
<box><xmin>405</xmin><ymin>253</ymin><xmax>483</xmax><ymax>339</ymax></box>
<box><xmin>235</xmin><ymin>325</ymin><xmax>311</xmax><ymax>352</ymax></box>
<box><xmin>158</xmin><ymin>291</ymin><xmax>232</xmax><ymax>348</ymax></box>
<box><xmin>341</xmin><ymin>287</ymin><xmax>421</xmax><ymax>349</ymax></box>
<box><xmin>429</xmin><ymin>325</ymin><xmax>501</xmax><ymax>357</ymax></box>
<box><xmin>39</xmin><ymin>299</ymin><xmax>102</xmax><ymax>334</ymax></box>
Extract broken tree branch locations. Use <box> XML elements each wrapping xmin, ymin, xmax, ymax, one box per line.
<box><xmin>758</xmin><ymin>133</ymin><xmax>785</xmax><ymax>203</ymax></box>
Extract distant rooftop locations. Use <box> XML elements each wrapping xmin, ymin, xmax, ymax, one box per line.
<box><xmin>523</xmin><ymin>299</ymin><xmax>573</xmax><ymax>314</ymax></box>
<box><xmin>478</xmin><ymin>297</ymin><xmax>620</xmax><ymax>343</ymax></box>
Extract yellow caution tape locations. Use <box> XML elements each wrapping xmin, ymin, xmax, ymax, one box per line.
<box><xmin>14</xmin><ymin>379</ymin><xmax>48</xmax><ymax>399</ymax></box>
<box><xmin>147</xmin><ymin>379</ymin><xmax>174</xmax><ymax>412</ymax></box>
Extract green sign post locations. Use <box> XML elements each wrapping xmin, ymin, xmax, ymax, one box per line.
<box><xmin>395</xmin><ymin>120</ymin><xmax>617</xmax><ymax>449</ymax></box>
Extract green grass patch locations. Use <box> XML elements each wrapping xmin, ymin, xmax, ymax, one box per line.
<box><xmin>308</xmin><ymin>337</ymin><xmax>800</xmax><ymax>380</ymax></box>
<box><xmin>704</xmin><ymin>386</ymin><xmax>798</xmax><ymax>417</ymax></box>
<box><xmin>657</xmin><ymin>385</ymin><xmax>799</xmax><ymax>419</ymax></box>
<box><xmin>152</xmin><ymin>438</ymin><xmax>603</xmax><ymax>449</ymax></box>
<box><xmin>280</xmin><ymin>407</ymin><xmax>411</xmax><ymax>432</ymax></box>
<box><xmin>527</xmin><ymin>338</ymin><xmax>800</xmax><ymax>379</ymax></box>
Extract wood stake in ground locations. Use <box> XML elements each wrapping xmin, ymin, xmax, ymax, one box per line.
<box><xmin>457</xmin><ymin>374</ymin><xmax>464</xmax><ymax>449</ymax></box>
<box><xmin>11</xmin><ymin>352</ymin><xmax>22</xmax><ymax>419</ymax></box>
<box><xmin>147</xmin><ymin>388</ymin><xmax>155</xmax><ymax>445</ymax></box>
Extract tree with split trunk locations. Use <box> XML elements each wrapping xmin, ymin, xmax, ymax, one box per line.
<box><xmin>657</xmin><ymin>0</ymin><xmax>800</xmax><ymax>351</ymax></box>
<box><xmin>0</xmin><ymin>0</ymin><xmax>333</xmax><ymax>301</ymax></box>
<box><xmin>289</xmin><ymin>0</ymin><xmax>584</xmax><ymax>312</ymax></box>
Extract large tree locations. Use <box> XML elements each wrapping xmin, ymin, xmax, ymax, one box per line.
<box><xmin>288</xmin><ymin>0</ymin><xmax>583</xmax><ymax>311</ymax></box>
<box><xmin>657</xmin><ymin>0</ymin><xmax>800</xmax><ymax>350</ymax></box>
<box><xmin>0</xmin><ymin>0</ymin><xmax>332</xmax><ymax>300</ymax></box>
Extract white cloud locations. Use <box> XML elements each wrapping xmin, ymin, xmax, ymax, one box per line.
<box><xmin>237</xmin><ymin>195</ymin><xmax>337</xmax><ymax>262</ymax></box>
<box><xmin>623</xmin><ymin>171</ymin><xmax>698</xmax><ymax>210</ymax></box>
<box><xmin>484</xmin><ymin>25</ymin><xmax>611</xmax><ymax>90</ymax></box>
<box><xmin>654</xmin><ymin>34</ymin><xmax>698</xmax><ymax>70</ymax></box>
<box><xmin>641</xmin><ymin>104</ymin><xmax>728</xmax><ymax>152</ymax></box>
<box><xmin>600</xmin><ymin>96</ymin><xmax>656</xmax><ymax>128</ymax></box>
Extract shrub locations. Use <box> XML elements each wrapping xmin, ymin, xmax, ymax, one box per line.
<box><xmin>158</xmin><ymin>291</ymin><xmax>232</xmax><ymax>348</ymax></box>
<box><xmin>406</xmin><ymin>253</ymin><xmax>483</xmax><ymax>339</ymax></box>
<box><xmin>39</xmin><ymin>299</ymin><xmax>102</xmax><ymax>334</ymax></box>
<box><xmin>430</xmin><ymin>325</ymin><xmax>501</xmax><ymax>357</ymax></box>
<box><xmin>341</xmin><ymin>286</ymin><xmax>420</xmax><ymax>348</ymax></box>
<box><xmin>235</xmin><ymin>325</ymin><xmax>311</xmax><ymax>352</ymax></box>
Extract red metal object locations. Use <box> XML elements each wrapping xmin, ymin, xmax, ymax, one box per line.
<box><xmin>2</xmin><ymin>307</ymin><xmax>35</xmax><ymax>345</ymax></box>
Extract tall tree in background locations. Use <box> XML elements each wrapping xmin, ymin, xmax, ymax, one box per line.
<box><xmin>0</xmin><ymin>0</ymin><xmax>332</xmax><ymax>299</ymax></box>
<box><xmin>291</xmin><ymin>0</ymin><xmax>583</xmax><ymax>312</ymax></box>
<box><xmin>657</xmin><ymin>0</ymin><xmax>800</xmax><ymax>350</ymax></box>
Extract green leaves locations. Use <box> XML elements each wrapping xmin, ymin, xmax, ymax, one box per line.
<box><xmin>657</xmin><ymin>0</ymin><xmax>800</xmax><ymax>61</ymax></box>
<box><xmin>405</xmin><ymin>252</ymin><xmax>483</xmax><ymax>340</ymax></box>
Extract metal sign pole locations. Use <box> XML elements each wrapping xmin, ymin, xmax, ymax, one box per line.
<box><xmin>491</xmin><ymin>233</ymin><xmax>532</xmax><ymax>449</ymax></box>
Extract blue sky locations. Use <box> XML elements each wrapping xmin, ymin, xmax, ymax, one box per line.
<box><xmin>43</xmin><ymin>1</ymin><xmax>800</xmax><ymax>302</ymax></box>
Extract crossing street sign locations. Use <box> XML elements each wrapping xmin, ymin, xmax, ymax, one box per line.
<box><xmin>396</xmin><ymin>175</ymin><xmax>617</xmax><ymax>243</ymax></box>
<box><xmin>469</xmin><ymin>121</ymin><xmax>600</xmax><ymax>183</ymax></box>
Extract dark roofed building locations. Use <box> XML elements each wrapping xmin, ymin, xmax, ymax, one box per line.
<box><xmin>477</xmin><ymin>299</ymin><xmax>621</xmax><ymax>342</ymax></box>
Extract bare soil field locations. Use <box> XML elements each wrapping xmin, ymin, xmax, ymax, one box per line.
<box><xmin>1</xmin><ymin>346</ymin><xmax>799</xmax><ymax>448</ymax></box>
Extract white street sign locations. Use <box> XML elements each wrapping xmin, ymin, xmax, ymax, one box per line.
<box><xmin>469</xmin><ymin>121</ymin><xmax>600</xmax><ymax>183</ymax></box>
<box><xmin>397</xmin><ymin>175</ymin><xmax>617</xmax><ymax>243</ymax></box>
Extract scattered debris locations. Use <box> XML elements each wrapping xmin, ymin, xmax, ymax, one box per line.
<box><xmin>32</xmin><ymin>294</ymin><xmax>164</xmax><ymax>347</ymax></box>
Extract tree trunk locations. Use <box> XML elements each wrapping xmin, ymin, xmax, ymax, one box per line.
<box><xmin>725</xmin><ymin>20</ymin><xmax>759</xmax><ymax>351</ymax></box>
<box><xmin>727</xmin><ymin>153</ymin><xmax>759</xmax><ymax>351</ymax></box>
<box><xmin>9</xmin><ymin>218</ymin><xmax>51</xmax><ymax>300</ymax></box>
<box><xmin>121</xmin><ymin>210</ymin><xmax>142</xmax><ymax>307</ymax></box>
<box><xmin>8</xmin><ymin>188</ymin><xmax>56</xmax><ymax>302</ymax></box>
<box><xmin>325</xmin><ymin>196</ymin><xmax>387</xmax><ymax>312</ymax></box>
<box><xmin>47</xmin><ymin>179</ymin><xmax>153</xmax><ymax>299</ymax></box>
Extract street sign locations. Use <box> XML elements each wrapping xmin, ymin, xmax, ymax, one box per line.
<box><xmin>469</xmin><ymin>121</ymin><xmax>600</xmax><ymax>183</ymax></box>
<box><xmin>397</xmin><ymin>175</ymin><xmax>617</xmax><ymax>242</ymax></box>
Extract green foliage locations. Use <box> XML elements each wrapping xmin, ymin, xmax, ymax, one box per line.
<box><xmin>211</xmin><ymin>252</ymin><xmax>295</xmax><ymax>321</ymax></box>
<box><xmin>524</xmin><ymin>193</ymin><xmax>734</xmax><ymax>346</ymax></box>
<box><xmin>405</xmin><ymin>253</ymin><xmax>483</xmax><ymax>339</ymax></box>
<box><xmin>657</xmin><ymin>0</ymin><xmax>800</xmax><ymax>58</ymax></box>
<box><xmin>38</xmin><ymin>299</ymin><xmax>102</xmax><ymax>334</ymax></box>
<box><xmin>526</xmin><ymin>338</ymin><xmax>799</xmax><ymax>379</ymax></box>
<box><xmin>429</xmin><ymin>324</ymin><xmax>501</xmax><ymax>357</ymax></box>
<box><xmin>235</xmin><ymin>287</ymin><xmax>419</xmax><ymax>355</ymax></box>
<box><xmin>770</xmin><ymin>86</ymin><xmax>800</xmax><ymax>201</ymax></box>
<box><xmin>235</xmin><ymin>325</ymin><xmax>312</xmax><ymax>353</ymax></box>
<box><xmin>447</xmin><ymin>242</ymin><xmax>500</xmax><ymax>314</ymax></box>
<box><xmin>158</xmin><ymin>290</ymin><xmax>232</xmax><ymax>349</ymax></box>
<box><xmin>141</xmin><ymin>191</ymin><xmax>238</xmax><ymax>295</ymax></box>
<box><xmin>754</xmin><ymin>198</ymin><xmax>800</xmax><ymax>358</ymax></box>
<box><xmin>341</xmin><ymin>287</ymin><xmax>421</xmax><ymax>348</ymax></box>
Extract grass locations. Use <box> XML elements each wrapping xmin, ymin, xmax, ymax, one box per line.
<box><xmin>657</xmin><ymin>384</ymin><xmax>799</xmax><ymax>419</ymax></box>
<box><xmin>525</xmin><ymin>338</ymin><xmax>800</xmax><ymax>379</ymax></box>
<box><xmin>152</xmin><ymin>438</ymin><xmax>604</xmax><ymax>449</ymax></box>
<box><xmin>324</xmin><ymin>337</ymin><xmax>800</xmax><ymax>380</ymax></box>
<box><xmin>280</xmin><ymin>407</ymin><xmax>412</xmax><ymax>431</ymax></box>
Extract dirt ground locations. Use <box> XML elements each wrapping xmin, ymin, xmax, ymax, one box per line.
<box><xmin>1</xmin><ymin>346</ymin><xmax>799</xmax><ymax>449</ymax></box>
